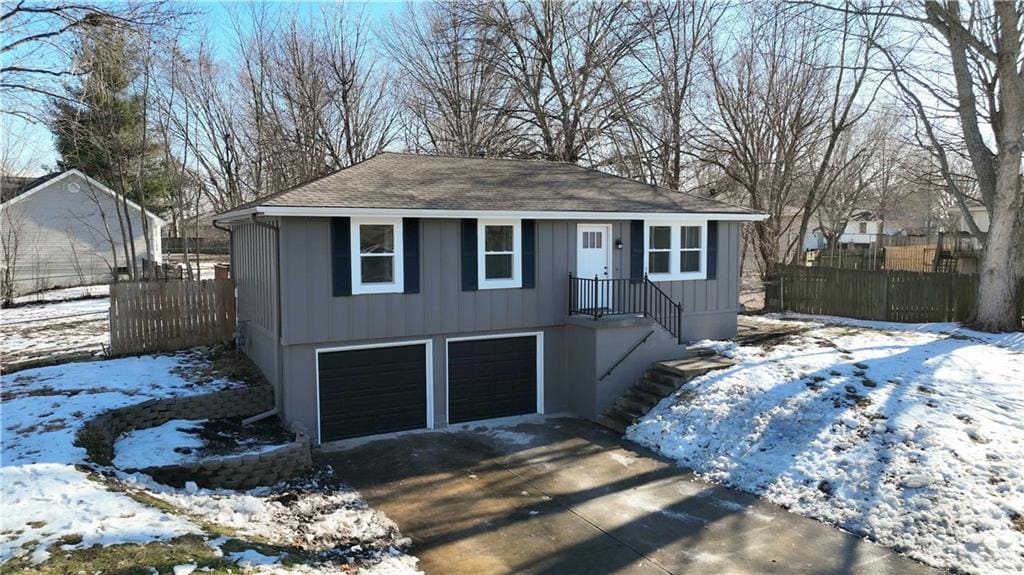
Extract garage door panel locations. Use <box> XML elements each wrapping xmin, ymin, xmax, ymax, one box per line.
<box><xmin>448</xmin><ymin>336</ymin><xmax>537</xmax><ymax>424</ymax></box>
<box><xmin>318</xmin><ymin>344</ymin><xmax>427</xmax><ymax>442</ymax></box>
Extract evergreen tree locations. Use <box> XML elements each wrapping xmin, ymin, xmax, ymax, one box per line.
<box><xmin>51</xmin><ymin>21</ymin><xmax>171</xmax><ymax>214</ymax></box>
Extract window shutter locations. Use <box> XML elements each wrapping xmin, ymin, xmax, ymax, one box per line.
<box><xmin>331</xmin><ymin>217</ymin><xmax>352</xmax><ymax>297</ymax></box>
<box><xmin>706</xmin><ymin>221</ymin><xmax>719</xmax><ymax>280</ymax></box>
<box><xmin>630</xmin><ymin>220</ymin><xmax>644</xmax><ymax>280</ymax></box>
<box><xmin>403</xmin><ymin>218</ymin><xmax>420</xmax><ymax>294</ymax></box>
<box><xmin>521</xmin><ymin>219</ymin><xmax>535</xmax><ymax>289</ymax></box>
<box><xmin>461</xmin><ymin>219</ymin><xmax>478</xmax><ymax>291</ymax></box>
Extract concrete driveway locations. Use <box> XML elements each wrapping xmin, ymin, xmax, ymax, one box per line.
<box><xmin>321</xmin><ymin>416</ymin><xmax>936</xmax><ymax>575</ymax></box>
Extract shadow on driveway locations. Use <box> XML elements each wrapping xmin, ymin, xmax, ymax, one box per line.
<box><xmin>320</xmin><ymin>416</ymin><xmax>937</xmax><ymax>575</ymax></box>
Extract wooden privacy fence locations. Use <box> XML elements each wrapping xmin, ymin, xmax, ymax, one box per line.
<box><xmin>767</xmin><ymin>265</ymin><xmax>1018</xmax><ymax>325</ymax></box>
<box><xmin>109</xmin><ymin>279</ymin><xmax>235</xmax><ymax>355</ymax></box>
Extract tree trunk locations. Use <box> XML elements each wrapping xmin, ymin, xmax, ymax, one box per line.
<box><xmin>973</xmin><ymin>161</ymin><xmax>1022</xmax><ymax>331</ymax></box>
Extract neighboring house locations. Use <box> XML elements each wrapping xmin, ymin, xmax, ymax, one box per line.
<box><xmin>162</xmin><ymin>210</ymin><xmax>230</xmax><ymax>254</ymax></box>
<box><xmin>215</xmin><ymin>153</ymin><xmax>766</xmax><ymax>444</ymax></box>
<box><xmin>835</xmin><ymin>211</ymin><xmax>905</xmax><ymax>247</ymax></box>
<box><xmin>0</xmin><ymin>170</ymin><xmax>165</xmax><ymax>296</ymax></box>
<box><xmin>957</xmin><ymin>201</ymin><xmax>989</xmax><ymax>249</ymax></box>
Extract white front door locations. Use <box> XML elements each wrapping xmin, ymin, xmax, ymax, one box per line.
<box><xmin>576</xmin><ymin>224</ymin><xmax>613</xmax><ymax>309</ymax></box>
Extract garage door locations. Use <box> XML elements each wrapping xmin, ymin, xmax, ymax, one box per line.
<box><xmin>447</xmin><ymin>335</ymin><xmax>538</xmax><ymax>424</ymax></box>
<box><xmin>317</xmin><ymin>344</ymin><xmax>427</xmax><ymax>442</ymax></box>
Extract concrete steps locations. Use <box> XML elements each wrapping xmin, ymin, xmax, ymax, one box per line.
<box><xmin>597</xmin><ymin>355</ymin><xmax>735</xmax><ymax>434</ymax></box>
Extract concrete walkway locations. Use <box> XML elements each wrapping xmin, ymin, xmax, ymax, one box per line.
<box><xmin>321</xmin><ymin>416</ymin><xmax>937</xmax><ymax>575</ymax></box>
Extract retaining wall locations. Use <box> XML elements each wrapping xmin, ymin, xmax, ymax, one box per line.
<box><xmin>76</xmin><ymin>384</ymin><xmax>312</xmax><ymax>489</ymax></box>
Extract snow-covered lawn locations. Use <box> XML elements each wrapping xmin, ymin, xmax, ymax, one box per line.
<box><xmin>2</xmin><ymin>285</ymin><xmax>110</xmax><ymax>366</ymax></box>
<box><xmin>629</xmin><ymin>315</ymin><xmax>1024</xmax><ymax>575</ymax></box>
<box><xmin>0</xmin><ymin>353</ymin><xmax>420</xmax><ymax>573</ymax></box>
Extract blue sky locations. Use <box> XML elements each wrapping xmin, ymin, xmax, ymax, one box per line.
<box><xmin>4</xmin><ymin>1</ymin><xmax>408</xmax><ymax>176</ymax></box>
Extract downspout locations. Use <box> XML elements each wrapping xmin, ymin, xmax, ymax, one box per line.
<box><xmin>237</xmin><ymin>213</ymin><xmax>284</xmax><ymax>425</ymax></box>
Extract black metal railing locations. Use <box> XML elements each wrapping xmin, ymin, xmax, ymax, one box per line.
<box><xmin>568</xmin><ymin>274</ymin><xmax>683</xmax><ymax>343</ymax></box>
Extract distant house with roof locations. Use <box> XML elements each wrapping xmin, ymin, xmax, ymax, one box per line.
<box><xmin>0</xmin><ymin>169</ymin><xmax>165</xmax><ymax>298</ymax></box>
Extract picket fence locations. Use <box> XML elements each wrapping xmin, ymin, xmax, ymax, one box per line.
<box><xmin>109</xmin><ymin>279</ymin><xmax>235</xmax><ymax>355</ymax></box>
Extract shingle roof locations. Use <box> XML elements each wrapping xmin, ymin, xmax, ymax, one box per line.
<box><xmin>232</xmin><ymin>153</ymin><xmax>759</xmax><ymax>216</ymax></box>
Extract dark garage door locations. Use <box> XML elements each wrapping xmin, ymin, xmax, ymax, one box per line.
<box><xmin>448</xmin><ymin>336</ymin><xmax>537</xmax><ymax>424</ymax></box>
<box><xmin>318</xmin><ymin>344</ymin><xmax>427</xmax><ymax>442</ymax></box>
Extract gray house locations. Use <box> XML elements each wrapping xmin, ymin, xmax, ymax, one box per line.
<box><xmin>1</xmin><ymin>170</ymin><xmax>165</xmax><ymax>297</ymax></box>
<box><xmin>215</xmin><ymin>153</ymin><xmax>765</xmax><ymax>444</ymax></box>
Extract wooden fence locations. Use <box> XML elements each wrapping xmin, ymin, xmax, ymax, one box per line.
<box><xmin>768</xmin><ymin>265</ymin><xmax>1021</xmax><ymax>326</ymax></box>
<box><xmin>109</xmin><ymin>279</ymin><xmax>235</xmax><ymax>356</ymax></box>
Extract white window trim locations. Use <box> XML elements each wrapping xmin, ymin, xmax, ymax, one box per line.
<box><xmin>477</xmin><ymin>218</ymin><xmax>522</xmax><ymax>290</ymax></box>
<box><xmin>643</xmin><ymin>220</ymin><xmax>707</xmax><ymax>281</ymax></box>
<box><xmin>351</xmin><ymin>217</ymin><xmax>404</xmax><ymax>295</ymax></box>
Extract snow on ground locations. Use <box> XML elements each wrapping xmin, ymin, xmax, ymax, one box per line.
<box><xmin>12</xmin><ymin>284</ymin><xmax>110</xmax><ymax>305</ymax></box>
<box><xmin>112</xmin><ymin>419</ymin><xmax>208</xmax><ymax>469</ymax></box>
<box><xmin>629</xmin><ymin>316</ymin><xmax>1024</xmax><ymax>575</ymax></box>
<box><xmin>1</xmin><ymin>352</ymin><xmax>420</xmax><ymax>573</ymax></box>
<box><xmin>0</xmin><ymin>355</ymin><xmax>237</xmax><ymax>564</ymax></box>
<box><xmin>112</xmin><ymin>418</ymin><xmax>288</xmax><ymax>469</ymax></box>
<box><xmin>125</xmin><ymin>467</ymin><xmax>412</xmax><ymax>563</ymax></box>
<box><xmin>1</xmin><ymin>290</ymin><xmax>109</xmax><ymax>366</ymax></box>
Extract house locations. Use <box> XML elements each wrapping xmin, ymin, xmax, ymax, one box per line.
<box><xmin>0</xmin><ymin>170</ymin><xmax>165</xmax><ymax>296</ymax></box>
<box><xmin>162</xmin><ymin>210</ymin><xmax>230</xmax><ymax>255</ymax></box>
<box><xmin>957</xmin><ymin>201</ymin><xmax>989</xmax><ymax>249</ymax></box>
<box><xmin>214</xmin><ymin>153</ymin><xmax>766</xmax><ymax>444</ymax></box>
<box><xmin>836</xmin><ymin>211</ymin><xmax>905</xmax><ymax>247</ymax></box>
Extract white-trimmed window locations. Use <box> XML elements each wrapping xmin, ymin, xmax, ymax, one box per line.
<box><xmin>644</xmin><ymin>221</ymin><xmax>706</xmax><ymax>280</ymax></box>
<box><xmin>478</xmin><ymin>219</ymin><xmax>521</xmax><ymax>289</ymax></box>
<box><xmin>351</xmin><ymin>217</ymin><xmax>404</xmax><ymax>294</ymax></box>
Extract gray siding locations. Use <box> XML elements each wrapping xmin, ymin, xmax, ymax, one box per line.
<box><xmin>652</xmin><ymin>221</ymin><xmax>743</xmax><ymax>315</ymax></box>
<box><xmin>277</xmin><ymin>218</ymin><xmax>741</xmax><ymax>346</ymax></box>
<box><xmin>232</xmin><ymin>221</ymin><xmax>281</xmax><ymax>387</ymax></box>
<box><xmin>1</xmin><ymin>174</ymin><xmax>160</xmax><ymax>295</ymax></box>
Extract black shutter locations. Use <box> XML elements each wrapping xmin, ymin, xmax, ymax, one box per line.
<box><xmin>403</xmin><ymin>218</ymin><xmax>420</xmax><ymax>294</ymax></box>
<box><xmin>332</xmin><ymin>217</ymin><xmax>352</xmax><ymax>297</ymax></box>
<box><xmin>706</xmin><ymin>221</ymin><xmax>719</xmax><ymax>280</ymax></box>
<box><xmin>461</xmin><ymin>219</ymin><xmax>478</xmax><ymax>291</ymax></box>
<box><xmin>521</xmin><ymin>219</ymin><xmax>535</xmax><ymax>289</ymax></box>
<box><xmin>630</xmin><ymin>220</ymin><xmax>644</xmax><ymax>280</ymax></box>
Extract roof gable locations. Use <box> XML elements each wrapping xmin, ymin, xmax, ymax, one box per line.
<box><xmin>0</xmin><ymin>169</ymin><xmax>166</xmax><ymax>226</ymax></box>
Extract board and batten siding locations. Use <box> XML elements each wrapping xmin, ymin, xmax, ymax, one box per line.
<box><xmin>653</xmin><ymin>220</ymin><xmax>742</xmax><ymax>316</ymax></box>
<box><xmin>231</xmin><ymin>220</ymin><xmax>281</xmax><ymax>386</ymax></box>
<box><xmin>276</xmin><ymin>218</ymin><xmax>741</xmax><ymax>346</ymax></box>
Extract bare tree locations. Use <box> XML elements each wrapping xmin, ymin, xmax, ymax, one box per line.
<box><xmin>866</xmin><ymin>0</ymin><xmax>1023</xmax><ymax>331</ymax></box>
<box><xmin>1</xmin><ymin>1</ymin><xmax>185</xmax><ymax>120</ymax></box>
<box><xmin>386</xmin><ymin>1</ymin><xmax>526</xmax><ymax>156</ymax></box>
<box><xmin>691</xmin><ymin>3</ymin><xmax>886</xmax><ymax>277</ymax></box>
<box><xmin>607</xmin><ymin>0</ymin><xmax>723</xmax><ymax>189</ymax></box>
<box><xmin>471</xmin><ymin>0</ymin><xmax>641</xmax><ymax>163</ymax></box>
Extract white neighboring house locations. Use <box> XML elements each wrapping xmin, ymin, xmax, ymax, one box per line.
<box><xmin>957</xmin><ymin>202</ymin><xmax>989</xmax><ymax>248</ymax></box>
<box><xmin>777</xmin><ymin>209</ymin><xmax>905</xmax><ymax>255</ymax></box>
<box><xmin>0</xmin><ymin>170</ymin><xmax>165</xmax><ymax>296</ymax></box>
<box><xmin>835</xmin><ymin>211</ymin><xmax>904</xmax><ymax>247</ymax></box>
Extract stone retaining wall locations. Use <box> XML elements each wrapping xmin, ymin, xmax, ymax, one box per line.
<box><xmin>76</xmin><ymin>385</ymin><xmax>313</xmax><ymax>489</ymax></box>
<box><xmin>137</xmin><ymin>436</ymin><xmax>312</xmax><ymax>489</ymax></box>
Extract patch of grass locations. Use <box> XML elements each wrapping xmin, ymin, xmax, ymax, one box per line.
<box><xmin>26</xmin><ymin>521</ymin><xmax>46</xmax><ymax>529</ymax></box>
<box><xmin>53</xmin><ymin>534</ymin><xmax>82</xmax><ymax>546</ymax></box>
<box><xmin>89</xmin><ymin>472</ymin><xmax>243</xmax><ymax>541</ymax></box>
<box><xmin>2</xmin><ymin>534</ymin><xmax>235</xmax><ymax>575</ymax></box>
<box><xmin>1011</xmin><ymin>512</ymin><xmax>1024</xmax><ymax>534</ymax></box>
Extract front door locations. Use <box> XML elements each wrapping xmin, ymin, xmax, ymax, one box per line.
<box><xmin>576</xmin><ymin>224</ymin><xmax>613</xmax><ymax>309</ymax></box>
